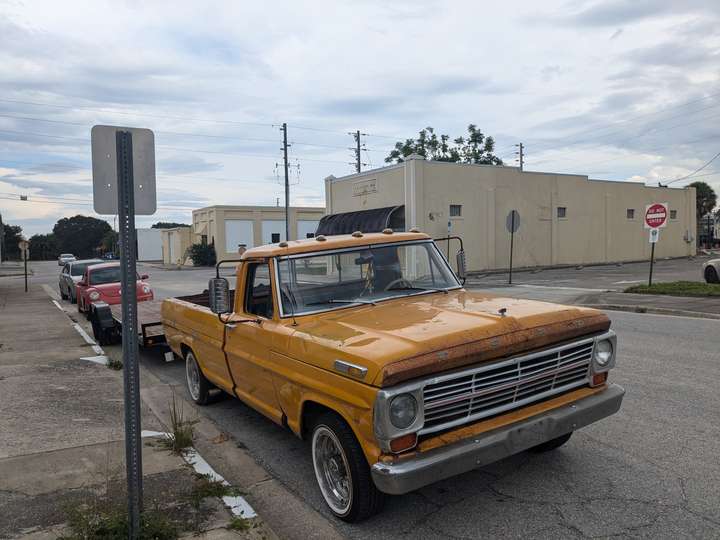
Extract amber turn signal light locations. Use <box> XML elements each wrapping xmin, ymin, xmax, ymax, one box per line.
<box><xmin>389</xmin><ymin>433</ymin><xmax>418</xmax><ymax>453</ymax></box>
<box><xmin>592</xmin><ymin>372</ymin><xmax>608</xmax><ymax>386</ymax></box>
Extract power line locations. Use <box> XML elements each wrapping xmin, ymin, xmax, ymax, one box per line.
<box><xmin>665</xmin><ymin>151</ymin><xmax>720</xmax><ymax>185</ymax></box>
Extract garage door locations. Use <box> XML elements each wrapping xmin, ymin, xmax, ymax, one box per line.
<box><xmin>225</xmin><ymin>220</ymin><xmax>254</xmax><ymax>252</ymax></box>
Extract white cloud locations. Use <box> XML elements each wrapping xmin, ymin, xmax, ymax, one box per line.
<box><xmin>1</xmin><ymin>0</ymin><xmax>719</xmax><ymax>235</ymax></box>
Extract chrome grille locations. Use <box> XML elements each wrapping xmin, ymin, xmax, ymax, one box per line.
<box><xmin>421</xmin><ymin>339</ymin><xmax>594</xmax><ymax>435</ymax></box>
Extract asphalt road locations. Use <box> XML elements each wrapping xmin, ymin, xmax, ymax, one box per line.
<box><xmin>29</xmin><ymin>260</ymin><xmax>720</xmax><ymax>538</ymax></box>
<box><xmin>469</xmin><ymin>255</ymin><xmax>711</xmax><ymax>291</ymax></box>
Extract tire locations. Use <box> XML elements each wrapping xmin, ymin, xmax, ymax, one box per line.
<box><xmin>311</xmin><ymin>412</ymin><xmax>384</xmax><ymax>522</ymax></box>
<box><xmin>71</xmin><ymin>289</ymin><xmax>77</xmax><ymax>304</ymax></box>
<box><xmin>185</xmin><ymin>350</ymin><xmax>212</xmax><ymax>405</ymax></box>
<box><xmin>705</xmin><ymin>266</ymin><xmax>719</xmax><ymax>284</ymax></box>
<box><xmin>529</xmin><ymin>432</ymin><xmax>573</xmax><ymax>453</ymax></box>
<box><xmin>60</xmin><ymin>285</ymin><xmax>67</xmax><ymax>300</ymax></box>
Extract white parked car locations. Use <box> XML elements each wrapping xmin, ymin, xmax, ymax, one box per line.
<box><xmin>703</xmin><ymin>259</ymin><xmax>720</xmax><ymax>283</ymax></box>
<box><xmin>57</xmin><ymin>253</ymin><xmax>76</xmax><ymax>266</ymax></box>
<box><xmin>59</xmin><ymin>259</ymin><xmax>103</xmax><ymax>303</ymax></box>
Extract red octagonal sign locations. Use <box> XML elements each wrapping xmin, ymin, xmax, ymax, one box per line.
<box><xmin>644</xmin><ymin>203</ymin><xmax>668</xmax><ymax>229</ymax></box>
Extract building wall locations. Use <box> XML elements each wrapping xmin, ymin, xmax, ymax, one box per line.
<box><xmin>326</xmin><ymin>157</ymin><xmax>697</xmax><ymax>272</ymax></box>
<box><xmin>136</xmin><ymin>228</ymin><xmax>162</xmax><ymax>261</ymax></box>
<box><xmin>160</xmin><ymin>227</ymin><xmax>192</xmax><ymax>265</ymax></box>
<box><xmin>192</xmin><ymin>206</ymin><xmax>325</xmax><ymax>260</ymax></box>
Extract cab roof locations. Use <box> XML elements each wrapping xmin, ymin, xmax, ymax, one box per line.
<box><xmin>241</xmin><ymin>231</ymin><xmax>431</xmax><ymax>259</ymax></box>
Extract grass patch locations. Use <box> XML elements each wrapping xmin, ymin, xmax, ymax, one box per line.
<box><xmin>189</xmin><ymin>473</ymin><xmax>243</xmax><ymax>507</ymax></box>
<box><xmin>624</xmin><ymin>281</ymin><xmax>720</xmax><ymax>297</ymax></box>
<box><xmin>61</xmin><ymin>504</ymin><xmax>178</xmax><ymax>540</ymax></box>
<box><xmin>157</xmin><ymin>393</ymin><xmax>197</xmax><ymax>454</ymax></box>
<box><xmin>106</xmin><ymin>357</ymin><xmax>123</xmax><ymax>370</ymax></box>
<box><xmin>227</xmin><ymin>515</ymin><xmax>253</xmax><ymax>531</ymax></box>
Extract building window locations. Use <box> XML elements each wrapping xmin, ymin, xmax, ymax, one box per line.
<box><xmin>627</xmin><ymin>209</ymin><xmax>635</xmax><ymax>219</ymax></box>
<box><xmin>271</xmin><ymin>233</ymin><xmax>281</xmax><ymax>243</ymax></box>
<box><xmin>449</xmin><ymin>204</ymin><xmax>462</xmax><ymax>217</ymax></box>
<box><xmin>557</xmin><ymin>207</ymin><xmax>567</xmax><ymax>219</ymax></box>
<box><xmin>670</xmin><ymin>210</ymin><xmax>677</xmax><ymax>220</ymax></box>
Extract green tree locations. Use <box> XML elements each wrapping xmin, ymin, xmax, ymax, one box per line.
<box><xmin>101</xmin><ymin>230</ymin><xmax>118</xmax><ymax>255</ymax></box>
<box><xmin>151</xmin><ymin>222</ymin><xmax>190</xmax><ymax>229</ymax></box>
<box><xmin>385</xmin><ymin>124</ymin><xmax>503</xmax><ymax>165</ymax></box>
<box><xmin>1</xmin><ymin>223</ymin><xmax>23</xmax><ymax>260</ymax></box>
<box><xmin>688</xmin><ymin>181</ymin><xmax>717</xmax><ymax>219</ymax></box>
<box><xmin>53</xmin><ymin>215</ymin><xmax>112</xmax><ymax>258</ymax></box>
<box><xmin>28</xmin><ymin>233</ymin><xmax>58</xmax><ymax>260</ymax></box>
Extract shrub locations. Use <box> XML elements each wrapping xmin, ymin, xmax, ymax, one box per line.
<box><xmin>187</xmin><ymin>243</ymin><xmax>216</xmax><ymax>267</ymax></box>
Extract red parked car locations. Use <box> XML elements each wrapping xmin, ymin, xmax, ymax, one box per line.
<box><xmin>76</xmin><ymin>262</ymin><xmax>153</xmax><ymax>316</ymax></box>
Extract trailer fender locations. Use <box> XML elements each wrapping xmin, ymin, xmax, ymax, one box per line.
<box><xmin>91</xmin><ymin>301</ymin><xmax>115</xmax><ymax>330</ymax></box>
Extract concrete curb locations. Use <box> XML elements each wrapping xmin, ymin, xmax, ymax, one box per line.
<box><xmin>580</xmin><ymin>303</ymin><xmax>720</xmax><ymax>320</ymax></box>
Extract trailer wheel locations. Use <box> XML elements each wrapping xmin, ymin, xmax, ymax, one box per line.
<box><xmin>185</xmin><ymin>350</ymin><xmax>212</xmax><ymax>405</ymax></box>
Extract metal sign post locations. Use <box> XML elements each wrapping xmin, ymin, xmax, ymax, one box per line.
<box><xmin>506</xmin><ymin>210</ymin><xmax>520</xmax><ymax>284</ymax></box>
<box><xmin>91</xmin><ymin>125</ymin><xmax>155</xmax><ymax>539</ymax></box>
<box><xmin>18</xmin><ymin>239</ymin><xmax>29</xmax><ymax>292</ymax></box>
<box><xmin>644</xmin><ymin>203</ymin><xmax>667</xmax><ymax>288</ymax></box>
<box><xmin>116</xmin><ymin>130</ymin><xmax>143</xmax><ymax>536</ymax></box>
<box><xmin>648</xmin><ymin>228</ymin><xmax>659</xmax><ymax>286</ymax></box>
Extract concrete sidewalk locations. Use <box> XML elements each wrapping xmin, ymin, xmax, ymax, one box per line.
<box><xmin>0</xmin><ymin>280</ymin><xmax>274</xmax><ymax>538</ymax></box>
<box><xmin>0</xmin><ymin>261</ymin><xmax>30</xmax><ymax>277</ymax></box>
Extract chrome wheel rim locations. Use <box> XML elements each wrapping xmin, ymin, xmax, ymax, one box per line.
<box><xmin>312</xmin><ymin>426</ymin><xmax>352</xmax><ymax>515</ymax></box>
<box><xmin>186</xmin><ymin>353</ymin><xmax>200</xmax><ymax>400</ymax></box>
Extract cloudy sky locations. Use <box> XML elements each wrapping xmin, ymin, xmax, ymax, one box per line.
<box><xmin>1</xmin><ymin>0</ymin><xmax>719</xmax><ymax>236</ymax></box>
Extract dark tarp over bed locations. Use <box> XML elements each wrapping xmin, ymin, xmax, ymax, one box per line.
<box><xmin>315</xmin><ymin>205</ymin><xmax>405</xmax><ymax>236</ymax></box>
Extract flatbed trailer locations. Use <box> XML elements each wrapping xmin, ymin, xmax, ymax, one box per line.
<box><xmin>89</xmin><ymin>291</ymin><xmax>216</xmax><ymax>348</ymax></box>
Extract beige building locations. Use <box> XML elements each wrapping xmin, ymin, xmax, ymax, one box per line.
<box><xmin>324</xmin><ymin>155</ymin><xmax>696</xmax><ymax>272</ymax></box>
<box><xmin>160</xmin><ymin>226</ymin><xmax>193</xmax><ymax>265</ymax></box>
<box><xmin>192</xmin><ymin>205</ymin><xmax>325</xmax><ymax>261</ymax></box>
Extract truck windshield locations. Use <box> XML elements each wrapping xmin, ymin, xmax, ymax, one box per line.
<box><xmin>276</xmin><ymin>240</ymin><xmax>460</xmax><ymax>316</ymax></box>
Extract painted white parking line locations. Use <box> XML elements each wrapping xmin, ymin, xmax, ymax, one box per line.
<box><xmin>80</xmin><ymin>355</ymin><xmax>109</xmax><ymax>365</ymax></box>
<box><xmin>613</xmin><ymin>280</ymin><xmax>643</xmax><ymax>285</ymax></box>
<box><xmin>141</xmin><ymin>431</ymin><xmax>257</xmax><ymax>519</ymax></box>
<box><xmin>73</xmin><ymin>323</ymin><xmax>96</xmax><ymax>345</ymax></box>
<box><xmin>52</xmin><ymin>300</ymin><xmax>63</xmax><ymax>311</ymax></box>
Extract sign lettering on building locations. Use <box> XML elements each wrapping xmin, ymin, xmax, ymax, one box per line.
<box><xmin>352</xmin><ymin>178</ymin><xmax>378</xmax><ymax>197</ymax></box>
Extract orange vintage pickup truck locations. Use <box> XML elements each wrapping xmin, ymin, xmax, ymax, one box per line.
<box><xmin>161</xmin><ymin>230</ymin><xmax>624</xmax><ymax>522</ymax></box>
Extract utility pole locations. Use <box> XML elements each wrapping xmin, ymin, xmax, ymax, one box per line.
<box><xmin>348</xmin><ymin>131</ymin><xmax>367</xmax><ymax>173</ymax></box>
<box><xmin>281</xmin><ymin>123</ymin><xmax>290</xmax><ymax>241</ymax></box>
<box><xmin>515</xmin><ymin>143</ymin><xmax>524</xmax><ymax>171</ymax></box>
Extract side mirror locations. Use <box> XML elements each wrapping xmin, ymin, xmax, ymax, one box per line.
<box><xmin>208</xmin><ymin>277</ymin><xmax>231</xmax><ymax>314</ymax></box>
<box><xmin>140</xmin><ymin>274</ymin><xmax>149</xmax><ymax>280</ymax></box>
<box><xmin>456</xmin><ymin>249</ymin><xmax>467</xmax><ymax>282</ymax></box>
<box><xmin>78</xmin><ymin>280</ymin><xmax>86</xmax><ymax>287</ymax></box>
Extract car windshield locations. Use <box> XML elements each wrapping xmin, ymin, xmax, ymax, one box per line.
<box><xmin>89</xmin><ymin>267</ymin><xmax>122</xmax><ymax>285</ymax></box>
<box><xmin>71</xmin><ymin>261</ymin><xmax>100</xmax><ymax>276</ymax></box>
<box><xmin>276</xmin><ymin>240</ymin><xmax>460</xmax><ymax>316</ymax></box>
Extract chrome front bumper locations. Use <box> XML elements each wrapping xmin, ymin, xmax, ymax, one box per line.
<box><xmin>371</xmin><ymin>383</ymin><xmax>625</xmax><ymax>495</ymax></box>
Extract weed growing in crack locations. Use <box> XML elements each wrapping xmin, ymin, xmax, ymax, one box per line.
<box><xmin>157</xmin><ymin>392</ymin><xmax>197</xmax><ymax>454</ymax></box>
<box><xmin>106</xmin><ymin>357</ymin><xmax>123</xmax><ymax>370</ymax></box>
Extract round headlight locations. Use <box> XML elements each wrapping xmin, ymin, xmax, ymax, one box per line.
<box><xmin>142</xmin><ymin>285</ymin><xmax>151</xmax><ymax>294</ymax></box>
<box><xmin>594</xmin><ymin>339</ymin><xmax>613</xmax><ymax>366</ymax></box>
<box><xmin>389</xmin><ymin>394</ymin><xmax>418</xmax><ymax>429</ymax></box>
<box><xmin>89</xmin><ymin>291</ymin><xmax>100</xmax><ymax>301</ymax></box>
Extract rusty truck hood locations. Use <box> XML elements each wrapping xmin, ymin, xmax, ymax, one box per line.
<box><xmin>285</xmin><ymin>289</ymin><xmax>609</xmax><ymax>387</ymax></box>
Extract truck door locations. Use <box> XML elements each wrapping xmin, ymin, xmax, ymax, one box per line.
<box><xmin>224</xmin><ymin>261</ymin><xmax>284</xmax><ymax>424</ymax></box>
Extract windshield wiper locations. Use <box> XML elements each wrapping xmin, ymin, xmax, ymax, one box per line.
<box><xmin>386</xmin><ymin>286</ymin><xmax>449</xmax><ymax>294</ymax></box>
<box><xmin>307</xmin><ymin>298</ymin><xmax>377</xmax><ymax>307</ymax></box>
